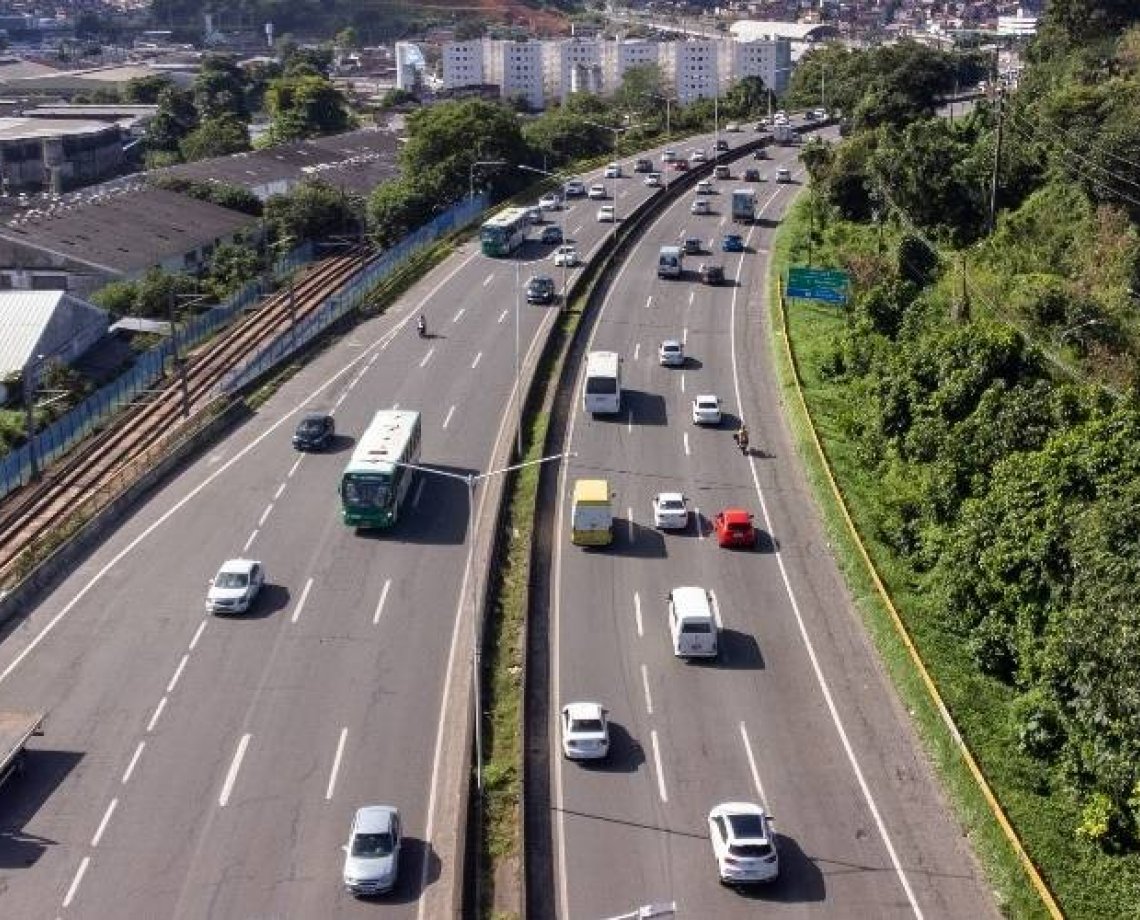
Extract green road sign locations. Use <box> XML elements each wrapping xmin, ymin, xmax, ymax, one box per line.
<box><xmin>787</xmin><ymin>266</ymin><xmax>849</xmax><ymax>304</ymax></box>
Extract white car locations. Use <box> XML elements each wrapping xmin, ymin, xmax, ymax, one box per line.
<box><xmin>205</xmin><ymin>559</ymin><xmax>265</xmax><ymax>614</ymax></box>
<box><xmin>596</xmin><ymin>204</ymin><xmax>616</xmax><ymax>222</ymax></box>
<box><xmin>696</xmin><ymin>180</ymin><xmax>714</xmax><ymax>195</ymax></box>
<box><xmin>775</xmin><ymin>167</ymin><xmax>792</xmax><ymax>184</ymax></box>
<box><xmin>662</xmin><ymin>149</ymin><xmax>677</xmax><ymax>163</ymax></box>
<box><xmin>603</xmin><ymin>162</ymin><xmax>622</xmax><ymax>178</ymax></box>
<box><xmin>564</xmin><ymin>179</ymin><xmax>586</xmax><ymax>197</ymax></box>
<box><xmin>588</xmin><ymin>183</ymin><xmax>608</xmax><ymax>199</ymax></box>
<box><xmin>539</xmin><ymin>192</ymin><xmax>561</xmax><ymax>210</ymax></box>
<box><xmin>560</xmin><ymin>701</ymin><xmax>610</xmax><ymax>760</ymax></box>
<box><xmin>342</xmin><ymin>805</ymin><xmax>402</xmax><ymax>896</ymax></box>
<box><xmin>644</xmin><ymin>172</ymin><xmax>662</xmax><ymax>187</ymax></box>
<box><xmin>690</xmin><ymin>198</ymin><xmax>710</xmax><ymax>215</ymax></box>
<box><xmin>690</xmin><ymin>149</ymin><xmax>707</xmax><ymax>163</ymax></box>
<box><xmin>708</xmin><ymin>802</ymin><xmax>779</xmax><ymax>885</ymax></box>
<box><xmin>725</xmin><ymin>122</ymin><xmax>741</xmax><ymax>133</ymax></box>
<box><xmin>691</xmin><ymin>394</ymin><xmax>722</xmax><ymax>425</ymax></box>
<box><xmin>553</xmin><ymin>245</ymin><xmax>580</xmax><ymax>267</ymax></box>
<box><xmin>659</xmin><ymin>339</ymin><xmax>684</xmax><ymax>366</ymax></box>
<box><xmin>653</xmin><ymin>492</ymin><xmax>690</xmax><ymax>530</ymax></box>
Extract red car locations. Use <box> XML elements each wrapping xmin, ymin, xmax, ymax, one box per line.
<box><xmin>714</xmin><ymin>508</ymin><xmax>756</xmax><ymax>548</ymax></box>
<box><xmin>673</xmin><ymin>159</ymin><xmax>690</xmax><ymax>172</ymax></box>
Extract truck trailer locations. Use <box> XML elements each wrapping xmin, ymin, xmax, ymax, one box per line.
<box><xmin>0</xmin><ymin>711</ymin><xmax>44</xmax><ymax>787</ymax></box>
<box><xmin>772</xmin><ymin>123</ymin><xmax>797</xmax><ymax>145</ymax></box>
<box><xmin>731</xmin><ymin>189</ymin><xmax>757</xmax><ymax>224</ymax></box>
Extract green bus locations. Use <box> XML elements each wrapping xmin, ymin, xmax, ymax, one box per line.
<box><xmin>480</xmin><ymin>207</ymin><xmax>530</xmax><ymax>257</ymax></box>
<box><xmin>339</xmin><ymin>409</ymin><xmax>422</xmax><ymax>528</ymax></box>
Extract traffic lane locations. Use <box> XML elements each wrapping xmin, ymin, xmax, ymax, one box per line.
<box><xmin>731</xmin><ymin>256</ymin><xmax>998</xmax><ymax>918</ymax></box>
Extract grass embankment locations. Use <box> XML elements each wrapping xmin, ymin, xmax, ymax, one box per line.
<box><xmin>479</xmin><ymin>301</ymin><xmax>582</xmax><ymax>919</ymax></box>
<box><xmin>769</xmin><ymin>200</ymin><xmax>1078</xmax><ymax>919</ymax></box>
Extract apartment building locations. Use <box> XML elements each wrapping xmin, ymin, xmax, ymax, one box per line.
<box><xmin>484</xmin><ymin>39</ymin><xmax>545</xmax><ymax>111</ymax></box>
<box><xmin>441</xmin><ymin>40</ymin><xmax>484</xmax><ymax>91</ymax></box>
<box><xmin>547</xmin><ymin>36</ymin><xmax>604</xmax><ymax>104</ymax></box>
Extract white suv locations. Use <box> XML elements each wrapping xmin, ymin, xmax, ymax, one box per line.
<box><xmin>691</xmin><ymin>394</ymin><xmax>722</xmax><ymax>425</ymax></box>
<box><xmin>708</xmin><ymin>803</ymin><xmax>779</xmax><ymax>884</ymax></box>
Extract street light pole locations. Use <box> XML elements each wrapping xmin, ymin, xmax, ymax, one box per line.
<box><xmin>517</xmin><ymin>163</ymin><xmax>569</xmax><ymax>299</ymax></box>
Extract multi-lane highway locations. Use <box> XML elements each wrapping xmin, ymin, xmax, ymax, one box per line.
<box><xmin>0</xmin><ymin>135</ymin><xmax>695</xmax><ymax>918</ymax></box>
<box><xmin>549</xmin><ymin>137</ymin><xmax>999</xmax><ymax>917</ymax></box>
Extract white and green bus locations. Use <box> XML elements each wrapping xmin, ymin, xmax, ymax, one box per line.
<box><xmin>480</xmin><ymin>207</ymin><xmax>530</xmax><ymax>257</ymax></box>
<box><xmin>339</xmin><ymin>409</ymin><xmax>422</xmax><ymax>529</ymax></box>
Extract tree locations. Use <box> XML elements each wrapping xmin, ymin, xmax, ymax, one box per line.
<box><xmin>122</xmin><ymin>74</ymin><xmax>172</xmax><ymax>104</ymax></box>
<box><xmin>380</xmin><ymin>88</ymin><xmax>418</xmax><ymax>110</ymax></box>
<box><xmin>265</xmin><ymin>73</ymin><xmax>352</xmax><ymax>142</ymax></box>
<box><xmin>612</xmin><ymin>63</ymin><xmax>663</xmax><ymax>114</ymax></box>
<box><xmin>722</xmin><ymin>76</ymin><xmax>769</xmax><ymax>119</ymax></box>
<box><xmin>145</xmin><ymin>86</ymin><xmax>197</xmax><ymax>156</ymax></box>
<box><xmin>367</xmin><ymin>178</ymin><xmax>438</xmax><ymax>247</ymax></box>
<box><xmin>179</xmin><ymin>115</ymin><xmax>251</xmax><ymax>161</ymax></box>
<box><xmin>193</xmin><ymin>54</ymin><xmax>249</xmax><ymax>122</ymax></box>
<box><xmin>264</xmin><ymin>180</ymin><xmax>359</xmax><ymax>246</ymax></box>
<box><xmin>335</xmin><ymin>27</ymin><xmax>359</xmax><ymax>51</ymax></box>
<box><xmin>205</xmin><ymin>242</ymin><xmax>260</xmax><ymax>299</ymax></box>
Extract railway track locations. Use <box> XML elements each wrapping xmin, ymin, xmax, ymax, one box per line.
<box><xmin>0</xmin><ymin>248</ymin><xmax>372</xmax><ymax>584</ymax></box>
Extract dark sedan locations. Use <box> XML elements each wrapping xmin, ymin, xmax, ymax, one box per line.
<box><xmin>293</xmin><ymin>412</ymin><xmax>335</xmax><ymax>450</ymax></box>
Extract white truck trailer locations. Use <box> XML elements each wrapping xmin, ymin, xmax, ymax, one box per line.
<box><xmin>731</xmin><ymin>189</ymin><xmax>757</xmax><ymax>224</ymax></box>
<box><xmin>0</xmin><ymin>711</ymin><xmax>44</xmax><ymax>787</ymax></box>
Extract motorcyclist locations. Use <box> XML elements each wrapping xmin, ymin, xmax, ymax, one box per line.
<box><xmin>735</xmin><ymin>423</ymin><xmax>750</xmax><ymax>454</ymax></box>
<box><xmin>417</xmin><ymin>314</ymin><xmax>427</xmax><ymax>337</ymax></box>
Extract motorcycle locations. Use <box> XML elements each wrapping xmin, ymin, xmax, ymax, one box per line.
<box><xmin>734</xmin><ymin>429</ymin><xmax>750</xmax><ymax>455</ymax></box>
<box><xmin>416</xmin><ymin>317</ymin><xmax>427</xmax><ymax>338</ymax></box>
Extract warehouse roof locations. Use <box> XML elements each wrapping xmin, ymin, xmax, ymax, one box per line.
<box><xmin>0</xmin><ymin>116</ymin><xmax>117</xmax><ymax>140</ymax></box>
<box><xmin>0</xmin><ymin>289</ymin><xmax>102</xmax><ymax>378</ymax></box>
<box><xmin>730</xmin><ymin>21</ymin><xmax>838</xmax><ymax>42</ymax></box>
<box><xmin>0</xmin><ymin>185</ymin><xmax>257</xmax><ymax>275</ymax></box>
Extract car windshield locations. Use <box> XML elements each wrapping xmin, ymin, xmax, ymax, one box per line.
<box><xmin>661</xmin><ymin>499</ymin><xmax>684</xmax><ymax>511</ymax></box>
<box><xmin>298</xmin><ymin>418</ymin><xmax>326</xmax><ymax>433</ymax></box>
<box><xmin>699</xmin><ymin>400</ymin><xmax>717</xmax><ymax>409</ymax></box>
<box><xmin>215</xmin><ymin>572</ymin><xmax>249</xmax><ymax>589</ymax></box>
<box><xmin>681</xmin><ymin>621</ymin><xmax>712</xmax><ymax>634</ymax></box>
<box><xmin>570</xmin><ymin>718</ymin><xmax>604</xmax><ymax>733</ymax></box>
<box><xmin>728</xmin><ymin>522</ymin><xmax>750</xmax><ymax>532</ymax></box>
<box><xmin>351</xmin><ymin>831</ymin><xmax>394</xmax><ymax>858</ymax></box>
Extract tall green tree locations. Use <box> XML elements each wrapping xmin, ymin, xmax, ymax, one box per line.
<box><xmin>179</xmin><ymin>115</ymin><xmax>252</xmax><ymax>161</ymax></box>
<box><xmin>193</xmin><ymin>54</ymin><xmax>250</xmax><ymax>122</ymax></box>
<box><xmin>265</xmin><ymin>73</ymin><xmax>352</xmax><ymax>142</ymax></box>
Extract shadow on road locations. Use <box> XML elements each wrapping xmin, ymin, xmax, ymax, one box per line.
<box><xmin>590</xmin><ymin>389</ymin><xmax>667</xmax><ymax>427</ymax></box>
<box><xmin>604</xmin><ymin>518</ymin><xmax>666</xmax><ymax>558</ymax></box>
<box><xmin>354</xmin><ymin>465</ymin><xmax>476</xmax><ymax>546</ymax></box>
<box><xmin>731</xmin><ymin>834</ymin><xmax>825</xmax><ymax>904</ymax></box>
<box><xmin>0</xmin><ymin>749</ymin><xmax>83</xmax><ymax>869</ymax></box>
<box><xmin>574</xmin><ymin>722</ymin><xmax>644</xmax><ymax>775</ymax></box>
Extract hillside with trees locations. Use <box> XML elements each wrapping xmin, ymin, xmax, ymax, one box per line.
<box><xmin>779</xmin><ymin>3</ymin><xmax>1140</xmax><ymax>914</ymax></box>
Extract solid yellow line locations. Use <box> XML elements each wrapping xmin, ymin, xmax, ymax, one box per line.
<box><xmin>776</xmin><ymin>278</ymin><xmax>1064</xmax><ymax>919</ymax></box>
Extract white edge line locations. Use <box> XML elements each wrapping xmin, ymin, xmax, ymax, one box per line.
<box><xmin>325</xmin><ymin>727</ymin><xmax>348</xmax><ymax>801</ymax></box>
<box><xmin>61</xmin><ymin>856</ymin><xmax>90</xmax><ymax>909</ymax></box>
<box><xmin>218</xmin><ymin>733</ymin><xmax>251</xmax><ymax>807</ymax></box>
<box><xmin>91</xmin><ymin>798</ymin><xmax>118</xmax><ymax>848</ymax></box>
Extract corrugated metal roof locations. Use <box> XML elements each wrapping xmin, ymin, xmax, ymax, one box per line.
<box><xmin>0</xmin><ymin>290</ymin><xmax>65</xmax><ymax>376</ymax></box>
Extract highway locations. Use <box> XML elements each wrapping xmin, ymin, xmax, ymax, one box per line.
<box><xmin>0</xmin><ymin>134</ymin><xmax>694</xmax><ymax>918</ymax></box>
<box><xmin>549</xmin><ymin>134</ymin><xmax>1000</xmax><ymax>918</ymax></box>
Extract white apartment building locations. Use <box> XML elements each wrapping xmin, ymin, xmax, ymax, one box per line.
<box><xmin>441</xmin><ymin>40</ymin><xmax>484</xmax><ymax>90</ymax></box>
<box><xmin>438</xmin><ymin>36</ymin><xmax>791</xmax><ymax>110</ymax></box>
<box><xmin>394</xmin><ymin>42</ymin><xmax>424</xmax><ymax>91</ymax></box>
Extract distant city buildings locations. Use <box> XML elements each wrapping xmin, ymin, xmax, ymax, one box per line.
<box><xmin>437</xmin><ymin>35</ymin><xmax>793</xmax><ymax>110</ymax></box>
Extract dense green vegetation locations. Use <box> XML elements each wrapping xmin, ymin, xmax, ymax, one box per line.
<box><xmin>778</xmin><ymin>3</ymin><xmax>1140</xmax><ymax>913</ymax></box>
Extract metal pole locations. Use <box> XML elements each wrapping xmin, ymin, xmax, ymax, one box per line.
<box><xmin>988</xmin><ymin>90</ymin><xmax>1004</xmax><ymax>234</ymax></box>
<box><xmin>514</xmin><ymin>256</ymin><xmax>522</xmax><ymax>458</ymax></box>
<box><xmin>24</xmin><ymin>361</ymin><xmax>38</xmax><ymax>480</ymax></box>
<box><xmin>469</xmin><ymin>471</ymin><xmax>481</xmax><ymax>793</ymax></box>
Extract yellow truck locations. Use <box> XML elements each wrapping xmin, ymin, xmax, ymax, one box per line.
<box><xmin>570</xmin><ymin>479</ymin><xmax>613</xmax><ymax>546</ymax></box>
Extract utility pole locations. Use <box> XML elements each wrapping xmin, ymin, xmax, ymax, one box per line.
<box><xmin>988</xmin><ymin>90</ymin><xmax>1004</xmax><ymax>234</ymax></box>
<box><xmin>23</xmin><ymin>358</ymin><xmax>38</xmax><ymax>480</ymax></box>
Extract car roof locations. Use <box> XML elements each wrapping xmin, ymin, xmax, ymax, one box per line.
<box><xmin>671</xmin><ymin>585</ymin><xmax>710</xmax><ymax>610</ymax></box>
<box><xmin>710</xmin><ymin>802</ymin><xmax>769</xmax><ymax>838</ymax></box>
<box><xmin>563</xmin><ymin>701</ymin><xmax>605</xmax><ymax>720</ymax></box>
<box><xmin>695</xmin><ymin>394</ymin><xmax>719</xmax><ymax>403</ymax></box>
<box><xmin>656</xmin><ymin>491</ymin><xmax>685</xmax><ymax>503</ymax></box>
<box><xmin>219</xmin><ymin>558</ymin><xmax>259</xmax><ymax>573</ymax></box>
<box><xmin>661</xmin><ymin>339</ymin><xmax>682</xmax><ymax>348</ymax></box>
<box><xmin>300</xmin><ymin>411</ymin><xmax>331</xmax><ymax>422</ymax></box>
<box><xmin>720</xmin><ymin>508</ymin><xmax>752</xmax><ymax>522</ymax></box>
<box><xmin>353</xmin><ymin>804</ymin><xmax>398</xmax><ymax>834</ymax></box>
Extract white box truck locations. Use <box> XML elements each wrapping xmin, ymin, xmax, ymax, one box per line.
<box><xmin>731</xmin><ymin>189</ymin><xmax>756</xmax><ymax>224</ymax></box>
<box><xmin>658</xmin><ymin>245</ymin><xmax>683</xmax><ymax>278</ymax></box>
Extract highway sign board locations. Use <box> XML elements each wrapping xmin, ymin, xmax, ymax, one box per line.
<box><xmin>787</xmin><ymin>266</ymin><xmax>849</xmax><ymax>304</ymax></box>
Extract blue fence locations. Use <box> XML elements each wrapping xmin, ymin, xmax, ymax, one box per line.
<box><xmin>0</xmin><ymin>241</ymin><xmax>315</xmax><ymax>500</ymax></box>
<box><xmin>218</xmin><ymin>194</ymin><xmax>488</xmax><ymax>394</ymax></box>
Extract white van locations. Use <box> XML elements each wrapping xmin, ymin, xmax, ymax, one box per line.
<box><xmin>775</xmin><ymin>167</ymin><xmax>791</xmax><ymax>184</ymax></box>
<box><xmin>658</xmin><ymin>245</ymin><xmax>683</xmax><ymax>279</ymax></box>
<box><xmin>668</xmin><ymin>586</ymin><xmax>718</xmax><ymax>659</ymax></box>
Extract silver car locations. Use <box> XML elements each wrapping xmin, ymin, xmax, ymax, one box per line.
<box><xmin>343</xmin><ymin>805</ymin><xmax>402</xmax><ymax>896</ymax></box>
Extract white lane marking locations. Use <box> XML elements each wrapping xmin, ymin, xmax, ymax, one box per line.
<box><xmin>650</xmin><ymin>730</ymin><xmax>668</xmax><ymax>802</ymax></box>
<box><xmin>733</xmin><ymin>209</ymin><xmax>925</xmax><ymax>918</ymax></box>
<box><xmin>443</xmin><ymin>405</ymin><xmax>456</xmax><ymax>429</ymax></box>
<box><xmin>218</xmin><ymin>733</ymin><xmax>251</xmax><ymax>807</ymax></box>
<box><xmin>498</xmin><ymin>309</ymin><xmax>509</xmax><ymax>324</ymax></box>
<box><xmin>740</xmin><ymin>722</ymin><xmax>769</xmax><ymax>806</ymax></box>
<box><xmin>634</xmin><ymin>592</ymin><xmax>643</xmax><ymax>637</ymax></box>
<box><xmin>146</xmin><ymin>697</ymin><xmax>166</xmax><ymax>733</ymax></box>
<box><xmin>188</xmin><ymin>620</ymin><xmax>206</xmax><ymax>651</ymax></box>
<box><xmin>688</xmin><ymin>290</ymin><xmax>695</xmax><ymax>305</ymax></box>
<box><xmin>333</xmin><ymin>391</ymin><xmax>348</xmax><ymax>411</ymax></box>
<box><xmin>166</xmin><ymin>654</ymin><xmax>188</xmax><ymax>693</ymax></box>
<box><xmin>453</xmin><ymin>307</ymin><xmax>466</xmax><ymax>323</ymax></box>
<box><xmin>471</xmin><ymin>351</ymin><xmax>483</xmax><ymax>369</ymax></box>
<box><xmin>627</xmin><ymin>409</ymin><xmax>633</xmax><ymax>433</ymax></box>
<box><xmin>627</xmin><ymin>507</ymin><xmax>634</xmax><ymax>543</ymax></box>
<box><xmin>641</xmin><ymin>664</ymin><xmax>654</xmax><ymax>715</ymax></box>
<box><xmin>325</xmin><ymin>727</ymin><xmax>348</xmax><ymax>801</ymax></box>
<box><xmin>273</xmin><ymin>483</ymin><xmax>286</xmax><ymax>501</ymax></box>
<box><xmin>683</xmin><ymin>432</ymin><xmax>690</xmax><ymax>456</ymax></box>
<box><xmin>419</xmin><ymin>347</ymin><xmax>435</xmax><ymax>368</ymax></box>
<box><xmin>62</xmin><ymin>856</ymin><xmax>90</xmax><ymax>909</ymax></box>
<box><xmin>288</xmin><ymin>457</ymin><xmax>303</xmax><ymax>478</ymax></box>
<box><xmin>373</xmin><ymin>579</ymin><xmax>391</xmax><ymax>625</ymax></box>
<box><xmin>680</xmin><ymin>372</ymin><xmax>686</xmax><ymax>394</ymax></box>
<box><xmin>682</xmin><ymin>326</ymin><xmax>688</xmax><ymax>344</ymax></box>
<box><xmin>257</xmin><ymin>503</ymin><xmax>273</xmax><ymax>528</ymax></box>
<box><xmin>482</xmin><ymin>273</ymin><xmax>494</xmax><ymax>286</ymax></box>
<box><xmin>572</xmin><ymin>224</ymin><xmax>583</xmax><ymax>234</ymax></box>
<box><xmin>710</xmin><ymin>590</ymin><xmax>724</xmax><ymax>629</ymax></box>
<box><xmin>633</xmin><ymin>342</ymin><xmax>640</xmax><ymax>360</ymax></box>
<box><xmin>242</xmin><ymin>529</ymin><xmax>258</xmax><ymax>553</ymax></box>
<box><xmin>291</xmin><ymin>577</ymin><xmax>314</xmax><ymax>624</ymax></box>
<box><xmin>412</xmin><ymin>478</ymin><xmax>426</xmax><ymax>508</ymax></box>
<box><xmin>645</xmin><ymin>295</ymin><xmax>653</xmax><ymax>309</ymax></box>
<box><xmin>91</xmin><ymin>798</ymin><xmax>117</xmax><ymax>847</ymax></box>
<box><xmin>122</xmin><ymin>741</ymin><xmax>145</xmax><ymax>784</ymax></box>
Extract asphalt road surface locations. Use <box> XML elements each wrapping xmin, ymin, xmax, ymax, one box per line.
<box><xmin>0</xmin><ymin>134</ymin><xmax>703</xmax><ymax>919</ymax></box>
<box><xmin>549</xmin><ymin>135</ymin><xmax>1000</xmax><ymax>919</ymax></box>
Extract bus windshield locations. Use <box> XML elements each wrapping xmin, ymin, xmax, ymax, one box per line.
<box><xmin>343</xmin><ymin>474</ymin><xmax>392</xmax><ymax>509</ymax></box>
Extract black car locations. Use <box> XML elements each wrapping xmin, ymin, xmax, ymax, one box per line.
<box><xmin>293</xmin><ymin>412</ymin><xmax>335</xmax><ymax>450</ymax></box>
<box><xmin>526</xmin><ymin>275</ymin><xmax>556</xmax><ymax>304</ymax></box>
<box><xmin>540</xmin><ymin>225</ymin><xmax>563</xmax><ymax>245</ymax></box>
<box><xmin>683</xmin><ymin>237</ymin><xmax>703</xmax><ymax>255</ymax></box>
<box><xmin>700</xmin><ymin>263</ymin><xmax>725</xmax><ymax>285</ymax></box>
<box><xmin>715</xmin><ymin>139</ymin><xmax>730</xmax><ymax>152</ymax></box>
<box><xmin>743</xmin><ymin>168</ymin><xmax>761</xmax><ymax>182</ymax></box>
<box><xmin>752</xmin><ymin>147</ymin><xmax>769</xmax><ymax>160</ymax></box>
